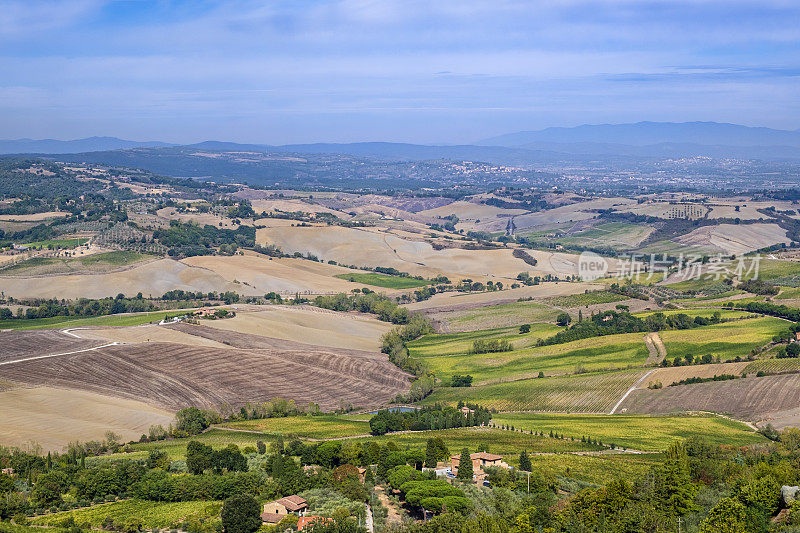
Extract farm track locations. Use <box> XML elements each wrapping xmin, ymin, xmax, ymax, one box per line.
<box><xmin>643</xmin><ymin>332</ymin><xmax>666</xmax><ymax>364</ymax></box>
<box><xmin>0</xmin><ymin>329</ymin><xmax>104</xmax><ymax>363</ymax></box>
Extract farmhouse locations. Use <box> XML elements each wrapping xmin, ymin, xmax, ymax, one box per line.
<box><xmin>451</xmin><ymin>452</ymin><xmax>509</xmax><ymax>482</ymax></box>
<box><xmin>260</xmin><ymin>495</ymin><xmax>308</xmax><ymax>524</ymax></box>
<box><xmin>193</xmin><ymin>307</ymin><xmax>221</xmax><ymax>318</ymax></box>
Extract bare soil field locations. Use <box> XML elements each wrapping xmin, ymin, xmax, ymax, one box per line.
<box><xmin>0</xmin><ymin>341</ymin><xmax>410</xmax><ymax>412</ymax></box>
<box><xmin>0</xmin><ymin>386</ymin><xmax>173</xmax><ymax>452</ymax></box>
<box><xmin>0</xmin><ymin>258</ymin><xmax>247</xmax><ymax>299</ymax></box>
<box><xmin>193</xmin><ymin>305</ymin><xmax>392</xmax><ymax>352</ymax></box>
<box><xmin>0</xmin><ymin>329</ymin><xmax>103</xmax><ymax>363</ymax></box>
<box><xmin>181</xmin><ymin>253</ymin><xmax>366</xmax><ymax>295</ymax></box>
<box><xmin>250</xmin><ymin>198</ymin><xmax>350</xmax><ymax>217</ymax></box>
<box><xmin>620</xmin><ymin>373</ymin><xmax>800</xmax><ymax>424</ymax></box>
<box><xmin>706</xmin><ymin>200</ymin><xmax>799</xmax><ymax>221</ymax></box>
<box><xmin>673</xmin><ymin>223</ymin><xmax>789</xmax><ymax>255</ymax></box>
<box><xmin>513</xmin><ymin>198</ymin><xmax>637</xmax><ymax>231</ymax></box>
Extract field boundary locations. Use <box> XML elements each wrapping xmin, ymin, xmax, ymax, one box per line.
<box><xmin>0</xmin><ymin>341</ymin><xmax>118</xmax><ymax>367</ymax></box>
<box><xmin>609</xmin><ymin>369</ymin><xmax>656</xmax><ymax>415</ymax></box>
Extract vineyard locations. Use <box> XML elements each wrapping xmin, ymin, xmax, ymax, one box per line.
<box><xmin>422</xmin><ymin>369</ymin><xmax>646</xmax><ymax>412</ymax></box>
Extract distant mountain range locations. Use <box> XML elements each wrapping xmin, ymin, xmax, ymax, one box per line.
<box><xmin>0</xmin><ymin>136</ymin><xmax>172</xmax><ymax>154</ymax></box>
<box><xmin>2</xmin><ymin>122</ymin><xmax>800</xmax><ymax>162</ymax></box>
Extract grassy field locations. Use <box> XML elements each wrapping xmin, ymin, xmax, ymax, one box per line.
<box><xmin>744</xmin><ymin>358</ymin><xmax>800</xmax><ymax>374</ymax></box>
<box><xmin>491</xmin><ymin>413</ymin><xmax>764</xmax><ymax>451</ymax></box>
<box><xmin>659</xmin><ymin>317</ymin><xmax>786</xmax><ymax>361</ymax></box>
<box><xmin>78</xmin><ymin>251</ymin><xmax>152</xmax><ymax>266</ymax></box>
<box><xmin>411</xmin><ymin>328</ymin><xmax>648</xmax><ymax>383</ymax></box>
<box><xmin>422</xmin><ymin>369</ymin><xmax>646</xmax><ymax>413</ymax></box>
<box><xmin>633</xmin><ymin>308</ymin><xmax>753</xmax><ymax>319</ymax></box>
<box><xmin>409</xmin><ymin>323</ymin><xmax>562</xmax><ymax>358</ymax></box>
<box><xmin>529</xmin><ymin>452</ymin><xmax>664</xmax><ymax>486</ymax></box>
<box><xmin>542</xmin><ymin>291</ymin><xmax>627</xmax><ymax>308</ymax></box>
<box><xmin>742</xmin><ymin>258</ymin><xmax>800</xmax><ymax>282</ymax></box>
<box><xmin>0</xmin><ymin>309</ymin><xmax>193</xmax><ymax>331</ymax></box>
<box><xmin>348</xmin><ymin>426</ymin><xmax>603</xmax><ymax>457</ymax></box>
<box><xmin>32</xmin><ymin>500</ymin><xmax>222</xmax><ymax>529</ymax></box>
<box><xmin>334</xmin><ymin>272</ymin><xmax>430</xmax><ymax>288</ymax></box>
<box><xmin>219</xmin><ymin>415</ymin><xmax>370</xmax><ymax>439</ymax></box>
<box><xmin>555</xmin><ymin>222</ymin><xmax>653</xmax><ymax>251</ymax></box>
<box><xmin>776</xmin><ymin>286</ymin><xmax>800</xmax><ymax>299</ymax></box>
<box><xmin>24</xmin><ymin>237</ymin><xmax>89</xmax><ymax>249</ymax></box>
<box><xmin>441</xmin><ymin>301</ymin><xmax>562</xmax><ymax>331</ymax></box>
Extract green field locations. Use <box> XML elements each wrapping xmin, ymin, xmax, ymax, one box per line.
<box><xmin>0</xmin><ymin>309</ymin><xmax>193</xmax><ymax>331</ymax></box>
<box><xmin>219</xmin><ymin>415</ymin><xmax>370</xmax><ymax>439</ymax></box>
<box><xmin>632</xmin><ymin>308</ymin><xmax>751</xmax><ymax>319</ymax></box>
<box><xmin>334</xmin><ymin>272</ymin><xmax>430</xmax><ymax>288</ymax></box>
<box><xmin>529</xmin><ymin>452</ymin><xmax>665</xmax><ymax>486</ymax></box>
<box><xmin>742</xmin><ymin>258</ymin><xmax>800</xmax><ymax>283</ymax></box>
<box><xmin>442</xmin><ymin>301</ymin><xmax>562</xmax><ymax>331</ymax></box>
<box><xmin>411</xmin><ymin>327</ymin><xmax>648</xmax><ymax>384</ymax></box>
<box><xmin>491</xmin><ymin>413</ymin><xmax>764</xmax><ymax>451</ymax></box>
<box><xmin>422</xmin><ymin>369</ymin><xmax>645</xmax><ymax>413</ymax></box>
<box><xmin>776</xmin><ymin>286</ymin><xmax>800</xmax><ymax>300</ymax></box>
<box><xmin>24</xmin><ymin>237</ymin><xmax>89</xmax><ymax>249</ymax></box>
<box><xmin>552</xmin><ymin>222</ymin><xmax>653</xmax><ymax>251</ymax></box>
<box><xmin>658</xmin><ymin>316</ymin><xmax>785</xmax><ymax>361</ymax></box>
<box><xmin>348</xmin><ymin>426</ymin><xmax>603</xmax><ymax>457</ymax></box>
<box><xmin>78</xmin><ymin>250</ymin><xmax>152</xmax><ymax>266</ymax></box>
<box><xmin>542</xmin><ymin>291</ymin><xmax>628</xmax><ymax>308</ymax></box>
<box><xmin>32</xmin><ymin>500</ymin><xmax>222</xmax><ymax>529</ymax></box>
<box><xmin>744</xmin><ymin>358</ymin><xmax>800</xmax><ymax>375</ymax></box>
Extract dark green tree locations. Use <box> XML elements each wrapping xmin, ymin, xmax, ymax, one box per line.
<box><xmin>220</xmin><ymin>494</ymin><xmax>262</xmax><ymax>533</ymax></box>
<box><xmin>186</xmin><ymin>440</ymin><xmax>214</xmax><ymax>475</ymax></box>
<box><xmin>519</xmin><ymin>450</ymin><xmax>532</xmax><ymax>472</ymax></box>
<box><xmin>456</xmin><ymin>448</ymin><xmax>473</xmax><ymax>481</ymax></box>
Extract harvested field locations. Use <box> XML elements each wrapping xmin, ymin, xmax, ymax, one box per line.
<box><xmin>0</xmin><ymin>251</ymin><xmax>153</xmax><ymax>277</ymax></box>
<box><xmin>0</xmin><ymin>329</ymin><xmax>103</xmax><ymax>363</ymax></box>
<box><xmin>404</xmin><ymin>282</ymin><xmax>603</xmax><ymax>312</ymax></box>
<box><xmin>620</xmin><ymin>373</ymin><xmax>800</xmax><ymax>424</ymax></box>
<box><xmin>513</xmin><ymin>198</ymin><xmax>636</xmax><ymax>230</ymax></box>
<box><xmin>0</xmin><ymin>341</ymin><xmax>410</xmax><ymax>412</ymax></box>
<box><xmin>640</xmin><ymin>362</ymin><xmax>749</xmax><ymax>389</ymax></box>
<box><xmin>256</xmin><ymin>225</ymin><xmax>592</xmax><ymax>280</ymax></box>
<box><xmin>250</xmin><ymin>198</ymin><xmax>349</xmax><ymax>217</ymax></box>
<box><xmin>179</xmin><ymin>305</ymin><xmax>392</xmax><ymax>352</ymax></box>
<box><xmin>673</xmin><ymin>223</ymin><xmax>789</xmax><ymax>255</ymax></box>
<box><xmin>0</xmin><ymin>386</ymin><xmax>173</xmax><ymax>452</ymax></box>
<box><xmin>0</xmin><ymin>257</ymin><xmax>247</xmax><ymax>299</ymax></box>
<box><xmin>181</xmin><ymin>253</ymin><xmax>365</xmax><ymax>295</ymax></box>
<box><xmin>0</xmin><ymin>211</ymin><xmax>67</xmax><ymax>222</ymax></box>
<box><xmin>74</xmin><ymin>324</ymin><xmax>231</xmax><ymax>348</ymax></box>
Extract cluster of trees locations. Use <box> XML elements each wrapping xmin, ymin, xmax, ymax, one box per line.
<box><xmin>313</xmin><ymin>290</ymin><xmax>411</xmax><ymax>324</ymax></box>
<box><xmin>468</xmin><ymin>339</ymin><xmax>512</xmax><ymax>354</ymax></box>
<box><xmin>539</xmin><ymin>310</ymin><xmax>724</xmax><ymax>346</ymax></box>
<box><xmin>739</xmin><ymin>279</ymin><xmax>780</xmax><ymax>295</ymax></box>
<box><xmin>154</xmin><ymin>221</ymin><xmax>255</xmax><ymax>257</ymax></box>
<box><xmin>735</xmin><ymin>301</ymin><xmax>800</xmax><ymax>322</ymax></box>
<box><xmin>369</xmin><ymin>404</ymin><xmax>492</xmax><ymax>436</ymax></box>
<box><xmin>670</xmin><ymin>373</ymin><xmax>738</xmax><ymax>386</ymax></box>
<box><xmin>0</xmin><ymin>294</ymin><xmax>155</xmax><ymax>321</ymax></box>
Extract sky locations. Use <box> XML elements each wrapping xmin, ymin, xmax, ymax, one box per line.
<box><xmin>1</xmin><ymin>0</ymin><xmax>799</xmax><ymax>144</ymax></box>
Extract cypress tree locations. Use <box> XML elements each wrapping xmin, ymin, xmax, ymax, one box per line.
<box><xmin>456</xmin><ymin>448</ymin><xmax>473</xmax><ymax>481</ymax></box>
<box><xmin>518</xmin><ymin>450</ymin><xmax>532</xmax><ymax>472</ymax></box>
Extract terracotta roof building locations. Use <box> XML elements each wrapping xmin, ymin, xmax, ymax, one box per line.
<box><xmin>260</xmin><ymin>495</ymin><xmax>308</xmax><ymax>523</ymax></box>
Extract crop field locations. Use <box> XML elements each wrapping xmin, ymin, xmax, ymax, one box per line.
<box><xmin>32</xmin><ymin>500</ymin><xmax>222</xmax><ymax>529</ymax></box>
<box><xmin>0</xmin><ymin>386</ymin><xmax>174</xmax><ymax>452</ymax></box>
<box><xmin>658</xmin><ymin>317</ymin><xmax>786</xmax><ymax>361</ymax></box>
<box><xmin>104</xmin><ymin>429</ymin><xmax>274</xmax><ymax>461</ymax></box>
<box><xmin>529</xmin><ymin>452</ymin><xmax>665</xmax><ymax>486</ymax></box>
<box><xmin>0</xmin><ymin>251</ymin><xmax>153</xmax><ymax>277</ymax></box>
<box><xmin>411</xmin><ymin>328</ymin><xmax>648</xmax><ymax>384</ymax></box>
<box><xmin>219</xmin><ymin>415</ymin><xmax>370</xmax><ymax>439</ymax></box>
<box><xmin>542</xmin><ymin>291</ymin><xmax>628</xmax><ymax>308</ymax></box>
<box><xmin>0</xmin><ymin>309</ymin><xmax>191</xmax><ymax>331</ymax></box>
<box><xmin>349</xmin><ymin>426</ymin><xmax>603</xmax><ymax>457</ymax></box>
<box><xmin>621</xmin><ymin>373</ymin><xmax>800</xmax><ymax>423</ymax></box>
<box><xmin>0</xmin><ymin>331</ymin><xmax>410</xmax><ymax>412</ymax></box>
<box><xmin>673</xmin><ymin>223</ymin><xmax>789</xmax><ymax>255</ymax></box>
<box><xmin>743</xmin><ymin>258</ymin><xmax>800</xmax><ymax>283</ymax></box>
<box><xmin>556</xmin><ymin>222</ymin><xmax>654</xmax><ymax>250</ymax></box>
<box><xmin>423</xmin><ymin>369</ymin><xmax>646</xmax><ymax>413</ymax></box>
<box><xmin>0</xmin><ymin>257</ymin><xmax>248</xmax><ymax>300</ymax></box>
<box><xmin>491</xmin><ymin>413</ymin><xmax>763</xmax><ymax>451</ymax></box>
<box><xmin>644</xmin><ymin>362</ymin><xmax>750</xmax><ymax>388</ymax></box>
<box><xmin>181</xmin><ymin>253</ymin><xmax>366</xmax><ymax>295</ymax></box>
<box><xmin>24</xmin><ymin>237</ymin><xmax>89</xmax><ymax>249</ymax></box>
<box><xmin>744</xmin><ymin>358</ymin><xmax>800</xmax><ymax>374</ymax></box>
<box><xmin>333</xmin><ymin>272</ymin><xmax>430</xmax><ymax>289</ymax></box>
<box><xmin>195</xmin><ymin>305</ymin><xmax>392</xmax><ymax>352</ymax></box>
<box><xmin>430</xmin><ymin>301</ymin><xmax>563</xmax><ymax>332</ymax></box>
<box><xmin>775</xmin><ymin>286</ymin><xmax>800</xmax><ymax>299</ymax></box>
<box><xmin>632</xmin><ymin>308</ymin><xmax>751</xmax><ymax>319</ymax></box>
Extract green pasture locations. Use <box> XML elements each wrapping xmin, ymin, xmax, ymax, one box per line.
<box><xmin>530</xmin><ymin>452</ymin><xmax>665</xmax><ymax>486</ymax></box>
<box><xmin>658</xmin><ymin>316</ymin><xmax>786</xmax><ymax>361</ymax></box>
<box><xmin>219</xmin><ymin>415</ymin><xmax>370</xmax><ymax>439</ymax></box>
<box><xmin>0</xmin><ymin>309</ymin><xmax>193</xmax><ymax>331</ymax></box>
<box><xmin>334</xmin><ymin>272</ymin><xmax>430</xmax><ymax>289</ymax></box>
<box><xmin>491</xmin><ymin>413</ymin><xmax>764</xmax><ymax>452</ymax></box>
<box><xmin>422</xmin><ymin>369</ymin><xmax>646</xmax><ymax>413</ymax></box>
<box><xmin>542</xmin><ymin>291</ymin><xmax>628</xmax><ymax>308</ymax></box>
<box><xmin>32</xmin><ymin>500</ymin><xmax>222</xmax><ymax>529</ymax></box>
<box><xmin>442</xmin><ymin>301</ymin><xmax>562</xmax><ymax>331</ymax></box>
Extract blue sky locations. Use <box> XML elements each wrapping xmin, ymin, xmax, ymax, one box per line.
<box><xmin>1</xmin><ymin>0</ymin><xmax>799</xmax><ymax>144</ymax></box>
